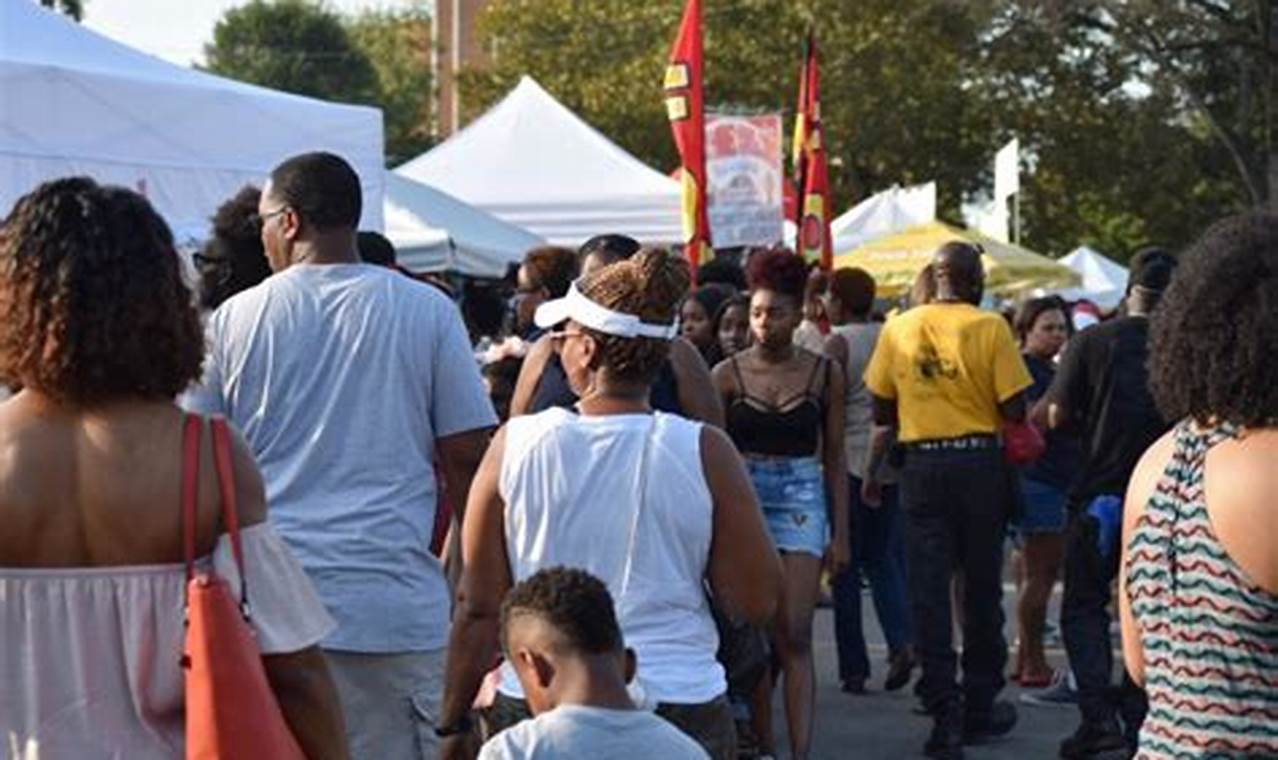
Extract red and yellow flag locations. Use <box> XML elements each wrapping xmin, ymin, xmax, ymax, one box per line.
<box><xmin>664</xmin><ymin>0</ymin><xmax>712</xmax><ymax>278</ymax></box>
<box><xmin>792</xmin><ymin>31</ymin><xmax>833</xmax><ymax>271</ymax></box>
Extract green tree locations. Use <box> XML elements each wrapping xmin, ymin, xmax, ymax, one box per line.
<box><xmin>1066</xmin><ymin>0</ymin><xmax>1276</xmax><ymax>210</ymax></box>
<box><xmin>346</xmin><ymin>5</ymin><xmax>435</xmax><ymax>165</ymax></box>
<box><xmin>969</xmin><ymin>2</ymin><xmax>1247</xmax><ymax>258</ymax></box>
<box><xmin>204</xmin><ymin>0</ymin><xmax>379</xmax><ymax>107</ymax></box>
<box><xmin>39</xmin><ymin>0</ymin><xmax>82</xmax><ymax>21</ymax></box>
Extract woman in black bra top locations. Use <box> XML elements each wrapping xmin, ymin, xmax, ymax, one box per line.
<box><xmin>711</xmin><ymin>249</ymin><xmax>849</xmax><ymax>760</ymax></box>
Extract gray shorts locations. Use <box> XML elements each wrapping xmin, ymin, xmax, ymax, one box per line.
<box><xmin>324</xmin><ymin>648</ymin><xmax>445</xmax><ymax>760</ymax></box>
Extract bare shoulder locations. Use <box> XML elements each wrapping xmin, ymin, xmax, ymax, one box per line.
<box><xmin>1123</xmin><ymin>428</ymin><xmax>1178</xmax><ymax>532</ymax></box>
<box><xmin>1203</xmin><ymin>428</ymin><xmax>1278</xmax><ymax>593</ymax></box>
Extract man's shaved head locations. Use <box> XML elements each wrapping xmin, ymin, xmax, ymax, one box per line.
<box><xmin>933</xmin><ymin>242</ymin><xmax>985</xmax><ymax>305</ymax></box>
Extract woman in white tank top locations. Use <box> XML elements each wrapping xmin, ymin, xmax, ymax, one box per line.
<box><xmin>438</xmin><ymin>250</ymin><xmax>782</xmax><ymax>760</ymax></box>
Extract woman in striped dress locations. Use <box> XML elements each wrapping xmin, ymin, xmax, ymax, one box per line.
<box><xmin>1119</xmin><ymin>213</ymin><xmax>1278</xmax><ymax>759</ymax></box>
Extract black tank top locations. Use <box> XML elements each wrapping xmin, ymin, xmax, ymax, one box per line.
<box><xmin>528</xmin><ymin>352</ymin><xmax>683</xmax><ymax>416</ymax></box>
<box><xmin>726</xmin><ymin>355</ymin><xmax>827</xmax><ymax>457</ymax></box>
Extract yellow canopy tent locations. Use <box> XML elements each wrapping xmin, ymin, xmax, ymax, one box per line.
<box><xmin>833</xmin><ymin>220</ymin><xmax>1080</xmax><ymax>298</ymax></box>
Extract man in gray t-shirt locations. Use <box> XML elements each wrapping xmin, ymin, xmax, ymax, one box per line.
<box><xmin>185</xmin><ymin>152</ymin><xmax>495</xmax><ymax>759</ymax></box>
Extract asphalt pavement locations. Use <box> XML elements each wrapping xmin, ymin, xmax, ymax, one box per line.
<box><xmin>794</xmin><ymin>590</ymin><xmax>1080</xmax><ymax>759</ymax></box>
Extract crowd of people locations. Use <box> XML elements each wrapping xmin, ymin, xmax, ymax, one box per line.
<box><xmin>0</xmin><ymin>151</ymin><xmax>1274</xmax><ymax>760</ymax></box>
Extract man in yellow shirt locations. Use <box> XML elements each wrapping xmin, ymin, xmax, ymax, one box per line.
<box><xmin>863</xmin><ymin>242</ymin><xmax>1032</xmax><ymax>760</ymax></box>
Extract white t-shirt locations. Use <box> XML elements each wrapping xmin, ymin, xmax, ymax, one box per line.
<box><xmin>498</xmin><ymin>409</ymin><xmax>724</xmax><ymax>705</ymax></box>
<box><xmin>184</xmin><ymin>263</ymin><xmax>496</xmax><ymax>652</ymax></box>
<box><xmin>477</xmin><ymin>705</ymin><xmax>708</xmax><ymax>760</ymax></box>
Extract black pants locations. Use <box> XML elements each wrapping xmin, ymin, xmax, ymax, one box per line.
<box><xmin>1061</xmin><ymin>509</ymin><xmax>1147</xmax><ymax>739</ymax></box>
<box><xmin>901</xmin><ymin>447</ymin><xmax>1012</xmax><ymax>715</ymax></box>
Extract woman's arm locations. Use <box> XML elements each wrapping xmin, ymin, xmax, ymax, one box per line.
<box><xmin>702</xmin><ymin>426</ymin><xmax>782</xmax><ymax>626</ymax></box>
<box><xmin>1118</xmin><ymin>430</ymin><xmax>1175</xmax><ymax>687</ymax></box>
<box><xmin>821</xmin><ymin>359</ymin><xmax>850</xmax><ymax>575</ymax></box>
<box><xmin>670</xmin><ymin>337</ymin><xmax>725</xmax><ymax>428</ymax></box>
<box><xmin>263</xmin><ymin>648</ymin><xmax>349</xmax><ymax>760</ymax></box>
<box><xmin>438</xmin><ymin>427</ymin><xmax>513</xmax><ymax>759</ymax></box>
<box><xmin>508</xmin><ymin>335</ymin><xmax>554</xmax><ymax>418</ymax></box>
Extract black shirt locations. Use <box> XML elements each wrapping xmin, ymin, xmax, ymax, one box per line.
<box><xmin>529</xmin><ymin>352</ymin><xmax>683</xmax><ymax>416</ymax></box>
<box><xmin>1021</xmin><ymin>353</ymin><xmax>1081</xmax><ymax>490</ymax></box>
<box><xmin>1044</xmin><ymin>316</ymin><xmax>1169</xmax><ymax>503</ymax></box>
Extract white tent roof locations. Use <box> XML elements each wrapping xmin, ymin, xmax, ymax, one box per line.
<box><xmin>384</xmin><ymin>173</ymin><xmax>544</xmax><ymax>278</ymax></box>
<box><xmin>1054</xmin><ymin>246</ymin><xmax>1128</xmax><ymax>308</ymax></box>
<box><xmin>0</xmin><ymin>0</ymin><xmax>384</xmax><ymax>239</ymax></box>
<box><xmin>783</xmin><ymin>182</ymin><xmax>936</xmax><ymax>251</ymax></box>
<box><xmin>832</xmin><ymin>182</ymin><xmax>936</xmax><ymax>253</ymax></box>
<box><xmin>396</xmin><ymin>76</ymin><xmax>682</xmax><ymax>247</ymax></box>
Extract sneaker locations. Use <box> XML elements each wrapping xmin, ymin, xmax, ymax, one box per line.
<box><xmin>1021</xmin><ymin>668</ymin><xmax>1078</xmax><ymax>707</ymax></box>
<box><xmin>1059</xmin><ymin>719</ymin><xmax>1130</xmax><ymax>759</ymax></box>
<box><xmin>841</xmin><ymin>677</ymin><xmax>866</xmax><ymax>695</ymax></box>
<box><xmin>963</xmin><ymin>700</ymin><xmax>1018</xmax><ymax>743</ymax></box>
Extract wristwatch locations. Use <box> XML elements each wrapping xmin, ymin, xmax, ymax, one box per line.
<box><xmin>434</xmin><ymin>714</ymin><xmax>474</xmax><ymax>738</ymax></box>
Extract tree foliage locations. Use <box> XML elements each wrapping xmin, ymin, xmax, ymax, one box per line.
<box><xmin>204</xmin><ymin>0</ymin><xmax>380</xmax><ymax>107</ymax></box>
<box><xmin>462</xmin><ymin>0</ymin><xmax>1263</xmax><ymax>259</ymax></box>
<box><xmin>39</xmin><ymin>0</ymin><xmax>82</xmax><ymax>22</ymax></box>
<box><xmin>346</xmin><ymin>4</ymin><xmax>435</xmax><ymax>165</ymax></box>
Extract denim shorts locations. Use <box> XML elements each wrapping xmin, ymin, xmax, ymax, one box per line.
<box><xmin>744</xmin><ymin>456</ymin><xmax>828</xmax><ymax>558</ymax></box>
<box><xmin>1017</xmin><ymin>476</ymin><xmax>1068</xmax><ymax>534</ymax></box>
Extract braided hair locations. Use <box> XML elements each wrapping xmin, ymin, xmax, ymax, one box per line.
<box><xmin>577</xmin><ymin>247</ymin><xmax>689</xmax><ymax>384</ymax></box>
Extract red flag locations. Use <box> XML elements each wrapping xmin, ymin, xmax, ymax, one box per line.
<box><xmin>793</xmin><ymin>32</ymin><xmax>833</xmax><ymax>271</ymax></box>
<box><xmin>664</xmin><ymin>0</ymin><xmax>712</xmax><ymax>279</ymax></box>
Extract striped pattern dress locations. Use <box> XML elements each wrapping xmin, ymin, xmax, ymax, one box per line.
<box><xmin>1126</xmin><ymin>421</ymin><xmax>1278</xmax><ymax>759</ymax></box>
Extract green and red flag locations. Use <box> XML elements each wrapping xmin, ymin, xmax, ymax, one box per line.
<box><xmin>792</xmin><ymin>31</ymin><xmax>833</xmax><ymax>271</ymax></box>
<box><xmin>664</xmin><ymin>0</ymin><xmax>712</xmax><ymax>278</ymax></box>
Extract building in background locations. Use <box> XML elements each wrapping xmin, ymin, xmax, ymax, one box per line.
<box><xmin>433</xmin><ymin>0</ymin><xmax>490</xmax><ymax>138</ymax></box>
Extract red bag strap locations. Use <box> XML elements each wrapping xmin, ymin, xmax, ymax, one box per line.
<box><xmin>210</xmin><ymin>417</ymin><xmax>250</xmax><ymax>612</ymax></box>
<box><xmin>181</xmin><ymin>413</ymin><xmax>201</xmax><ymax>583</ymax></box>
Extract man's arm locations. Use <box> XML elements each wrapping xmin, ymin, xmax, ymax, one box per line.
<box><xmin>999</xmin><ymin>392</ymin><xmax>1028</xmax><ymax>423</ymax></box>
<box><xmin>670</xmin><ymin>337</ymin><xmax>725</xmax><ymax>427</ymax></box>
<box><xmin>1041</xmin><ymin>333</ymin><xmax>1089</xmax><ymax>432</ymax></box>
<box><xmin>436</xmin><ymin>427</ymin><xmax>494</xmax><ymax>526</ymax></box>
<box><xmin>508</xmin><ymin>334</ymin><xmax>554</xmax><ymax>418</ymax></box>
<box><xmin>862</xmin><ymin>395</ymin><xmax>899</xmax><ymax>507</ymax></box>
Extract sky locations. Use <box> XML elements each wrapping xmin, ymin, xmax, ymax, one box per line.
<box><xmin>81</xmin><ymin>0</ymin><xmax>424</xmax><ymax>67</ymax></box>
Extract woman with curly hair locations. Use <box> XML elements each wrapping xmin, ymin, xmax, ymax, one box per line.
<box><xmin>0</xmin><ymin>178</ymin><xmax>346</xmax><ymax>759</ymax></box>
<box><xmin>437</xmin><ymin>248</ymin><xmax>781</xmax><ymax>760</ymax></box>
<box><xmin>712</xmin><ymin>248</ymin><xmax>850</xmax><ymax>760</ymax></box>
<box><xmin>194</xmin><ymin>184</ymin><xmax>272</xmax><ymax>311</ymax></box>
<box><xmin>1119</xmin><ymin>213</ymin><xmax>1278</xmax><ymax>759</ymax></box>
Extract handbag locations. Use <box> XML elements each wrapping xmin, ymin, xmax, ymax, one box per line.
<box><xmin>1002</xmin><ymin>418</ymin><xmax>1046</xmax><ymax>466</ymax></box>
<box><xmin>181</xmin><ymin>414</ymin><xmax>307</xmax><ymax>760</ymax></box>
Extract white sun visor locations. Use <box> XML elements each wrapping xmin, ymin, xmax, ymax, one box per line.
<box><xmin>534</xmin><ymin>280</ymin><xmax>680</xmax><ymax>340</ymax></box>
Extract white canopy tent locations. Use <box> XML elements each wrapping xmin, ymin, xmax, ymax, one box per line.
<box><xmin>1053</xmin><ymin>246</ymin><xmax>1128</xmax><ymax>309</ymax></box>
<box><xmin>383</xmin><ymin>173</ymin><xmax>544</xmax><ymax>278</ymax></box>
<box><xmin>831</xmin><ymin>182</ymin><xmax>936</xmax><ymax>253</ymax></box>
<box><xmin>783</xmin><ymin>182</ymin><xmax>936</xmax><ymax>252</ymax></box>
<box><xmin>0</xmin><ymin>0</ymin><xmax>384</xmax><ymax>240</ymax></box>
<box><xmin>396</xmin><ymin>76</ymin><xmax>682</xmax><ymax>247</ymax></box>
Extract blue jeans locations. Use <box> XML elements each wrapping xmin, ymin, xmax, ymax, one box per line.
<box><xmin>832</xmin><ymin>475</ymin><xmax>913</xmax><ymax>681</ymax></box>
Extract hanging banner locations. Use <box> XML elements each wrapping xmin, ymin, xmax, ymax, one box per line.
<box><xmin>705</xmin><ymin>112</ymin><xmax>785</xmax><ymax>249</ymax></box>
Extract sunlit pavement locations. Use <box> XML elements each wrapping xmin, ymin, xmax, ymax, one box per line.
<box><xmin>796</xmin><ymin>588</ymin><xmax>1082</xmax><ymax>759</ymax></box>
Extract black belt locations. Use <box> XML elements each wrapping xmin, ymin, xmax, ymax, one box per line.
<box><xmin>904</xmin><ymin>434</ymin><xmax>998</xmax><ymax>452</ymax></box>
